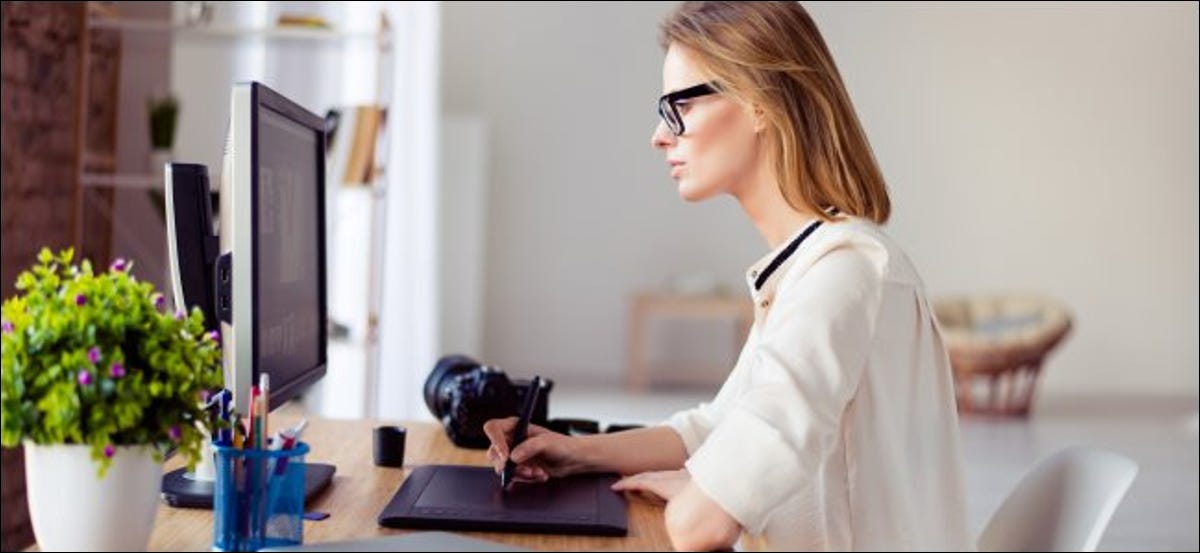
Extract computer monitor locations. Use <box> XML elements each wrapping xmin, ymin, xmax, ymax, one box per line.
<box><xmin>223</xmin><ymin>80</ymin><xmax>328</xmax><ymax>416</ymax></box>
<box><xmin>162</xmin><ymin>81</ymin><xmax>334</xmax><ymax>508</ymax></box>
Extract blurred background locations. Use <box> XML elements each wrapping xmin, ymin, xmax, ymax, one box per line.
<box><xmin>2</xmin><ymin>1</ymin><xmax>1196</xmax><ymax>550</ymax></box>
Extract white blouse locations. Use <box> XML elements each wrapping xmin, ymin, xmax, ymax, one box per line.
<box><xmin>665</xmin><ymin>216</ymin><xmax>973</xmax><ymax>551</ymax></box>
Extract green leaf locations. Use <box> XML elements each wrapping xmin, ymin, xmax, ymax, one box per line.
<box><xmin>1</xmin><ymin>248</ymin><xmax>224</xmax><ymax>472</ymax></box>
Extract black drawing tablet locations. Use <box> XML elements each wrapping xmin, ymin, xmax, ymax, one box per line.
<box><xmin>377</xmin><ymin>465</ymin><xmax>627</xmax><ymax>536</ymax></box>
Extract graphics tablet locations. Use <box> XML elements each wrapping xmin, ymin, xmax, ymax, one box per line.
<box><xmin>377</xmin><ymin>465</ymin><xmax>627</xmax><ymax>536</ymax></box>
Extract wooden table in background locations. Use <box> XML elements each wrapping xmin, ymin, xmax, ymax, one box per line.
<box><xmin>627</xmin><ymin>293</ymin><xmax>755</xmax><ymax>392</ymax></box>
<box><xmin>148</xmin><ymin>417</ymin><xmax>671</xmax><ymax>551</ymax></box>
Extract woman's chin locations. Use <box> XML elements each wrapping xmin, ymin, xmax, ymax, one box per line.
<box><xmin>677</xmin><ymin>179</ymin><xmax>718</xmax><ymax>203</ymax></box>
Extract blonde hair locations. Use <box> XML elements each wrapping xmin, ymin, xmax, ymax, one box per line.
<box><xmin>660</xmin><ymin>1</ymin><xmax>890</xmax><ymax>223</ymax></box>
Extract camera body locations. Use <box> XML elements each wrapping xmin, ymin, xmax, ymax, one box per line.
<box><xmin>423</xmin><ymin>355</ymin><xmax>552</xmax><ymax>449</ymax></box>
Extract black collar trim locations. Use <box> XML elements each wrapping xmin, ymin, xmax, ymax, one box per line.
<box><xmin>753</xmin><ymin>209</ymin><xmax>838</xmax><ymax>291</ymax></box>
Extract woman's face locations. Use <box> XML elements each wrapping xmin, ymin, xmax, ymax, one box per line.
<box><xmin>652</xmin><ymin>44</ymin><xmax>762</xmax><ymax>202</ymax></box>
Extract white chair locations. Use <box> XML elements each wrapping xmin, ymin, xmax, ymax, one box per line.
<box><xmin>978</xmin><ymin>447</ymin><xmax>1138</xmax><ymax>552</ymax></box>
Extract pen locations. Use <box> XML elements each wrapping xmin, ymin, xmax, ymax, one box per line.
<box><xmin>501</xmin><ymin>376</ymin><xmax>542</xmax><ymax>491</ymax></box>
<box><xmin>217</xmin><ymin>389</ymin><xmax>231</xmax><ymax>445</ymax></box>
<box><xmin>259</xmin><ymin>373</ymin><xmax>270</xmax><ymax>449</ymax></box>
<box><xmin>247</xmin><ymin>385</ymin><xmax>259</xmax><ymax>449</ymax></box>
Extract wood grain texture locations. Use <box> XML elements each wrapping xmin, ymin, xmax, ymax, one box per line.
<box><xmin>149</xmin><ymin>417</ymin><xmax>673</xmax><ymax>551</ymax></box>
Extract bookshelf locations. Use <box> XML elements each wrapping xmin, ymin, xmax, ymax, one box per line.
<box><xmin>77</xmin><ymin>5</ymin><xmax>392</xmax><ymax>197</ymax></box>
<box><xmin>75</xmin><ymin>3</ymin><xmax>396</xmax><ymax>419</ymax></box>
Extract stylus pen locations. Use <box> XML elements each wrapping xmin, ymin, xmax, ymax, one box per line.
<box><xmin>501</xmin><ymin>376</ymin><xmax>543</xmax><ymax>491</ymax></box>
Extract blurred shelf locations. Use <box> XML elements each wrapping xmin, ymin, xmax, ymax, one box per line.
<box><xmin>80</xmin><ymin>172</ymin><xmax>219</xmax><ymax>191</ymax></box>
<box><xmin>81</xmin><ymin>172</ymin><xmax>161</xmax><ymax>190</ymax></box>
<box><xmin>83</xmin><ymin>150</ymin><xmax>117</xmax><ymax>172</ymax></box>
<box><xmin>88</xmin><ymin>17</ymin><xmax>387</xmax><ymax>43</ymax></box>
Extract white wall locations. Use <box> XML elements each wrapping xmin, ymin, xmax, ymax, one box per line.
<box><xmin>805</xmin><ymin>1</ymin><xmax>1198</xmax><ymax>399</ymax></box>
<box><xmin>441</xmin><ymin>1</ymin><xmax>764</xmax><ymax>386</ymax></box>
<box><xmin>442</xmin><ymin>2</ymin><xmax>1198</xmax><ymax>400</ymax></box>
<box><xmin>439</xmin><ymin>115</ymin><xmax>489</xmax><ymax>358</ymax></box>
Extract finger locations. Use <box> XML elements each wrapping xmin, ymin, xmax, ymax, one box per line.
<box><xmin>483</xmin><ymin>435</ymin><xmax>512</xmax><ymax>469</ymax></box>
<box><xmin>511</xmin><ymin>465</ymin><xmax>546</xmax><ymax>484</ymax></box>
<box><xmin>482</xmin><ymin>417</ymin><xmax>518</xmax><ymax>450</ymax></box>
<box><xmin>510</xmin><ymin>435</ymin><xmax>549</xmax><ymax>464</ymax></box>
<box><xmin>483</xmin><ymin>416</ymin><xmax>518</xmax><ymax>432</ymax></box>
<box><xmin>482</xmin><ymin>417</ymin><xmax>517</xmax><ymax>443</ymax></box>
<box><xmin>613</xmin><ymin>476</ymin><xmax>663</xmax><ymax>495</ymax></box>
<box><xmin>487</xmin><ymin>446</ymin><xmax>506</xmax><ymax>474</ymax></box>
<box><xmin>611</xmin><ymin>476</ymin><xmax>640</xmax><ymax>491</ymax></box>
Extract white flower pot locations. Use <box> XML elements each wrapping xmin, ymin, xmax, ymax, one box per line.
<box><xmin>24</xmin><ymin>443</ymin><xmax>161</xmax><ymax>552</ymax></box>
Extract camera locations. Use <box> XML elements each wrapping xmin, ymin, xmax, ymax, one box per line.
<box><xmin>423</xmin><ymin>355</ymin><xmax>553</xmax><ymax>449</ymax></box>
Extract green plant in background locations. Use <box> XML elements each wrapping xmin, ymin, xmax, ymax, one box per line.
<box><xmin>1</xmin><ymin>248</ymin><xmax>223</xmax><ymax>475</ymax></box>
<box><xmin>147</xmin><ymin>94</ymin><xmax>179</xmax><ymax>150</ymax></box>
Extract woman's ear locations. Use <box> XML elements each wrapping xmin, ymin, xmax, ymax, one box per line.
<box><xmin>750</xmin><ymin>103</ymin><xmax>767</xmax><ymax>134</ymax></box>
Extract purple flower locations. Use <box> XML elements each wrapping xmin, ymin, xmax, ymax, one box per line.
<box><xmin>75</xmin><ymin>293</ymin><xmax>87</xmax><ymax>306</ymax></box>
<box><xmin>103</xmin><ymin>444</ymin><xmax>115</xmax><ymax>458</ymax></box>
<box><xmin>87</xmin><ymin>346</ymin><xmax>102</xmax><ymax>364</ymax></box>
<box><xmin>77</xmin><ymin>370</ymin><xmax>92</xmax><ymax>386</ymax></box>
<box><xmin>109</xmin><ymin>362</ymin><xmax>126</xmax><ymax>379</ymax></box>
<box><xmin>168</xmin><ymin>425</ymin><xmax>182</xmax><ymax>442</ymax></box>
<box><xmin>206</xmin><ymin>329</ymin><xmax>221</xmax><ymax>343</ymax></box>
<box><xmin>199</xmin><ymin>389</ymin><xmax>211</xmax><ymax>403</ymax></box>
<box><xmin>110</xmin><ymin>258</ymin><xmax>127</xmax><ymax>272</ymax></box>
<box><xmin>152</xmin><ymin>293</ymin><xmax>165</xmax><ymax>309</ymax></box>
<box><xmin>174</xmin><ymin>309</ymin><xmax>186</xmax><ymax>321</ymax></box>
<box><xmin>2</xmin><ymin>320</ymin><xmax>12</xmax><ymax>334</ymax></box>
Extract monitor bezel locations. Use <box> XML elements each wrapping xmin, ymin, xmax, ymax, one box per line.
<box><xmin>230</xmin><ymin>81</ymin><xmax>329</xmax><ymax>413</ymax></box>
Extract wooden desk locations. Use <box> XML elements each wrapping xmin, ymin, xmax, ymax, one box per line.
<box><xmin>148</xmin><ymin>417</ymin><xmax>671</xmax><ymax>551</ymax></box>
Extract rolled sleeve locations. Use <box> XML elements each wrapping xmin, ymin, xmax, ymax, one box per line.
<box><xmin>684</xmin><ymin>407</ymin><xmax>807</xmax><ymax>534</ymax></box>
<box><xmin>664</xmin><ymin>405</ymin><xmax>713</xmax><ymax>455</ymax></box>
<box><xmin>684</xmin><ymin>245</ymin><xmax>885</xmax><ymax>534</ymax></box>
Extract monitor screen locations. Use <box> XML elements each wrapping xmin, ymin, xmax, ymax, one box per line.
<box><xmin>255</xmin><ymin>102</ymin><xmax>326</xmax><ymax>407</ymax></box>
<box><xmin>160</xmin><ymin>83</ymin><xmax>333</xmax><ymax>508</ymax></box>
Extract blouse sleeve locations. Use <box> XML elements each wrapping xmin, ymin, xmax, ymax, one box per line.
<box><xmin>682</xmin><ymin>245</ymin><xmax>884</xmax><ymax>534</ymax></box>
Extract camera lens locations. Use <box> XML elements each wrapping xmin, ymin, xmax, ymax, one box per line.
<box><xmin>423</xmin><ymin>355</ymin><xmax>480</xmax><ymax>419</ymax></box>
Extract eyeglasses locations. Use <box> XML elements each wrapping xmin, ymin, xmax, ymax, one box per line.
<box><xmin>657</xmin><ymin>82</ymin><xmax>719</xmax><ymax>136</ymax></box>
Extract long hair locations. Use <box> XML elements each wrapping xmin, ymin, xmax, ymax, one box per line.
<box><xmin>660</xmin><ymin>1</ymin><xmax>891</xmax><ymax>223</ymax></box>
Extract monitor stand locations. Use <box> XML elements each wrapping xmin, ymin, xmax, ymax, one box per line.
<box><xmin>161</xmin><ymin>463</ymin><xmax>336</xmax><ymax>509</ymax></box>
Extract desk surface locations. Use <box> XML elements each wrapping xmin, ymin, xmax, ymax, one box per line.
<box><xmin>150</xmin><ymin>416</ymin><xmax>671</xmax><ymax>551</ymax></box>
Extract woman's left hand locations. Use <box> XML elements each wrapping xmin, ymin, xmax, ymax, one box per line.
<box><xmin>611</xmin><ymin>469</ymin><xmax>691</xmax><ymax>504</ymax></box>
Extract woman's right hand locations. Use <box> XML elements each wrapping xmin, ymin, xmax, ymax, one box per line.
<box><xmin>483</xmin><ymin>417</ymin><xmax>587</xmax><ymax>483</ymax></box>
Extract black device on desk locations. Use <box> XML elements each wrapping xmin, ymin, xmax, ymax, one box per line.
<box><xmin>162</xmin><ymin>81</ymin><xmax>335</xmax><ymax>508</ymax></box>
<box><xmin>381</xmin><ymin>375</ymin><xmax>627</xmax><ymax>535</ymax></box>
<box><xmin>377</xmin><ymin>465</ymin><xmax>627</xmax><ymax>536</ymax></box>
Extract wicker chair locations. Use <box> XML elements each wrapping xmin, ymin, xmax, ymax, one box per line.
<box><xmin>934</xmin><ymin>295</ymin><xmax>1072</xmax><ymax>416</ymax></box>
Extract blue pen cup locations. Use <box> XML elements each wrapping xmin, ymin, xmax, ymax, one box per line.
<box><xmin>213</xmin><ymin>442</ymin><xmax>309</xmax><ymax>551</ymax></box>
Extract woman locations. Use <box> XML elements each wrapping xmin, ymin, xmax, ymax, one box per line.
<box><xmin>483</xmin><ymin>2</ymin><xmax>971</xmax><ymax>550</ymax></box>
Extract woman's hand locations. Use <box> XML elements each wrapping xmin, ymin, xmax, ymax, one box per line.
<box><xmin>482</xmin><ymin>417</ymin><xmax>587</xmax><ymax>483</ymax></box>
<box><xmin>610</xmin><ymin>469</ymin><xmax>691</xmax><ymax>505</ymax></box>
<box><xmin>614</xmin><ymin>469</ymin><xmax>742</xmax><ymax>551</ymax></box>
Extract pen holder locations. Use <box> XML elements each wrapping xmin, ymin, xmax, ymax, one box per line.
<box><xmin>213</xmin><ymin>442</ymin><xmax>309</xmax><ymax>551</ymax></box>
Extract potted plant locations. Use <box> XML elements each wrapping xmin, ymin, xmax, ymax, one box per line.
<box><xmin>1</xmin><ymin>248</ymin><xmax>222</xmax><ymax>551</ymax></box>
<box><xmin>147</xmin><ymin>93</ymin><xmax>179</xmax><ymax>170</ymax></box>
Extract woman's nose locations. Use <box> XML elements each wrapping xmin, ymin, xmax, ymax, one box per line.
<box><xmin>651</xmin><ymin>120</ymin><xmax>674</xmax><ymax>150</ymax></box>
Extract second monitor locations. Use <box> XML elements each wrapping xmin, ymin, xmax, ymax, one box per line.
<box><xmin>162</xmin><ymin>81</ymin><xmax>334</xmax><ymax>508</ymax></box>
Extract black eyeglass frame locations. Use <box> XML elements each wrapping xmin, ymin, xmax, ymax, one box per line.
<box><xmin>657</xmin><ymin>82</ymin><xmax>719</xmax><ymax>136</ymax></box>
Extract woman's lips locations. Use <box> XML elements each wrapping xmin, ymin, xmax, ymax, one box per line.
<box><xmin>669</xmin><ymin>160</ymin><xmax>685</xmax><ymax>178</ymax></box>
